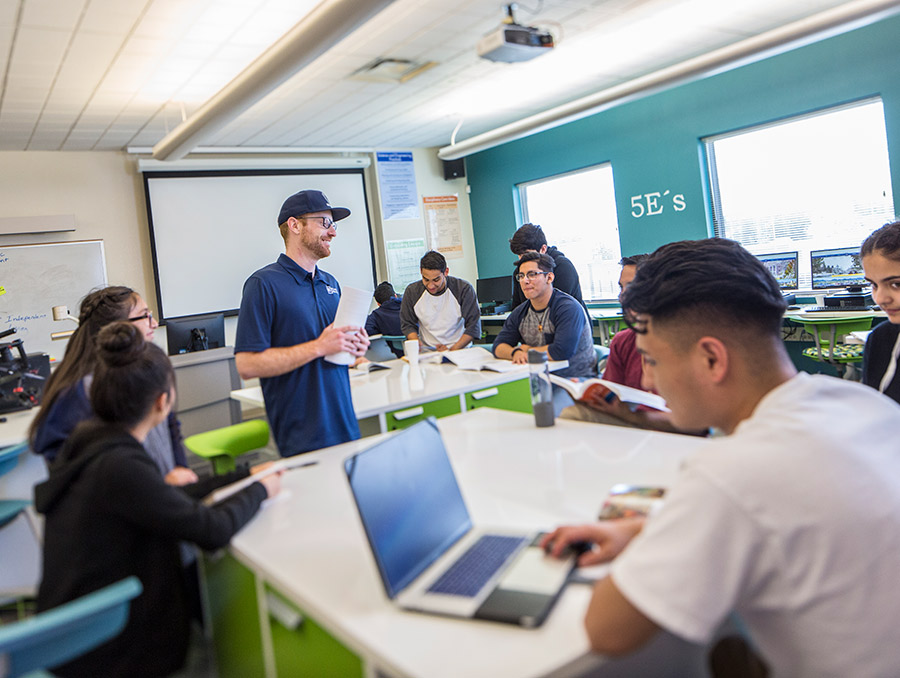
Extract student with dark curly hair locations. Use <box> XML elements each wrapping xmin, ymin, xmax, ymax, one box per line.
<box><xmin>543</xmin><ymin>238</ymin><xmax>900</xmax><ymax>677</ymax></box>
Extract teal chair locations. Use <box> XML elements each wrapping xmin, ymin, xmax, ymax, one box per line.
<box><xmin>0</xmin><ymin>576</ymin><xmax>142</xmax><ymax>678</ymax></box>
<box><xmin>184</xmin><ymin>419</ymin><xmax>271</xmax><ymax>475</ymax></box>
<box><xmin>0</xmin><ymin>443</ymin><xmax>40</xmax><ymax>618</ymax></box>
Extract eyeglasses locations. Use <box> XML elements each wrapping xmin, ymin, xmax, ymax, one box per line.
<box><xmin>303</xmin><ymin>216</ymin><xmax>336</xmax><ymax>232</ymax></box>
<box><xmin>128</xmin><ymin>310</ymin><xmax>153</xmax><ymax>322</ymax></box>
<box><xmin>515</xmin><ymin>270</ymin><xmax>551</xmax><ymax>281</ymax></box>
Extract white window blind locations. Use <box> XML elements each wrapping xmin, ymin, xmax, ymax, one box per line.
<box><xmin>705</xmin><ymin>98</ymin><xmax>895</xmax><ymax>290</ymax></box>
<box><xmin>518</xmin><ymin>164</ymin><xmax>622</xmax><ymax>301</ymax></box>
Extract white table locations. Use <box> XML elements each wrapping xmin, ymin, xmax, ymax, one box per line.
<box><xmin>215</xmin><ymin>408</ymin><xmax>711</xmax><ymax>678</ymax></box>
<box><xmin>231</xmin><ymin>358</ymin><xmax>568</xmax><ymax>433</ymax></box>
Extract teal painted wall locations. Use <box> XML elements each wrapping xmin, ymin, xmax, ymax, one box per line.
<box><xmin>467</xmin><ymin>14</ymin><xmax>900</xmax><ymax>279</ymax></box>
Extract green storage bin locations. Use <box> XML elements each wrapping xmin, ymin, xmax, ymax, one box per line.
<box><xmin>385</xmin><ymin>395</ymin><xmax>462</xmax><ymax>430</ymax></box>
<box><xmin>266</xmin><ymin>588</ymin><xmax>363</xmax><ymax>678</ymax></box>
<box><xmin>464</xmin><ymin>378</ymin><xmax>532</xmax><ymax>414</ymax></box>
<box><xmin>203</xmin><ymin>553</ymin><xmax>267</xmax><ymax>678</ymax></box>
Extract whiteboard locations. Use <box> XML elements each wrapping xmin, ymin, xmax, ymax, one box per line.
<box><xmin>144</xmin><ymin>170</ymin><xmax>376</xmax><ymax>320</ymax></box>
<box><xmin>0</xmin><ymin>241</ymin><xmax>108</xmax><ymax>360</ymax></box>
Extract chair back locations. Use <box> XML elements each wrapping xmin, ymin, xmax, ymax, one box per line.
<box><xmin>184</xmin><ymin>419</ymin><xmax>271</xmax><ymax>474</ymax></box>
<box><xmin>0</xmin><ymin>576</ymin><xmax>142</xmax><ymax>678</ymax></box>
<box><xmin>0</xmin><ymin>443</ymin><xmax>29</xmax><ymax>479</ymax></box>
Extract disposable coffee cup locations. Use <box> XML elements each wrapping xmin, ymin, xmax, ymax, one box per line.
<box><xmin>814</xmin><ymin>294</ymin><xmax>826</xmax><ymax>306</ymax></box>
<box><xmin>404</xmin><ymin>339</ymin><xmax>419</xmax><ymax>365</ymax></box>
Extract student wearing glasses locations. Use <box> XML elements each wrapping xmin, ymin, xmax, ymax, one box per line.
<box><xmin>492</xmin><ymin>251</ymin><xmax>596</xmax><ymax>379</ymax></box>
<box><xmin>861</xmin><ymin>220</ymin><xmax>900</xmax><ymax>405</ymax></box>
<box><xmin>235</xmin><ymin>189</ymin><xmax>369</xmax><ymax>457</ymax></box>
<box><xmin>29</xmin><ymin>286</ymin><xmax>197</xmax><ymax>486</ymax></box>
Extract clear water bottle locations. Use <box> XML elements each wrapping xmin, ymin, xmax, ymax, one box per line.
<box><xmin>528</xmin><ymin>349</ymin><xmax>555</xmax><ymax>427</ymax></box>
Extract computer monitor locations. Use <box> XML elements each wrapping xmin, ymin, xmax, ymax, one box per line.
<box><xmin>810</xmin><ymin>247</ymin><xmax>867</xmax><ymax>291</ymax></box>
<box><xmin>756</xmin><ymin>251</ymin><xmax>798</xmax><ymax>291</ymax></box>
<box><xmin>165</xmin><ymin>313</ymin><xmax>226</xmax><ymax>356</ymax></box>
<box><xmin>476</xmin><ymin>276</ymin><xmax>513</xmax><ymax>305</ymax></box>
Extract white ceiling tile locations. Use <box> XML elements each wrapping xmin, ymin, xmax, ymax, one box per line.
<box><xmin>0</xmin><ymin>0</ymin><xmax>872</xmax><ymax>152</ymax></box>
<box><xmin>21</xmin><ymin>0</ymin><xmax>86</xmax><ymax>31</ymax></box>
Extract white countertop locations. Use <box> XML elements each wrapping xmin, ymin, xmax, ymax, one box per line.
<box><xmin>228</xmin><ymin>408</ymin><xmax>709</xmax><ymax>678</ymax></box>
<box><xmin>232</xmin><ymin>358</ymin><xmax>568</xmax><ymax>417</ymax></box>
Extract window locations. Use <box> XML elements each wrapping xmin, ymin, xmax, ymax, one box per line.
<box><xmin>518</xmin><ymin>164</ymin><xmax>622</xmax><ymax>301</ymax></box>
<box><xmin>705</xmin><ymin>98</ymin><xmax>895</xmax><ymax>290</ymax></box>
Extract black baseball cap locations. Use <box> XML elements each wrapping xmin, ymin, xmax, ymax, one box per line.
<box><xmin>277</xmin><ymin>190</ymin><xmax>351</xmax><ymax>225</ymax></box>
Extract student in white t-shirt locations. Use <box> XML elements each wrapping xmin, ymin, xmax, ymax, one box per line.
<box><xmin>542</xmin><ymin>238</ymin><xmax>900</xmax><ymax>678</ymax></box>
<box><xmin>400</xmin><ymin>250</ymin><xmax>481</xmax><ymax>351</ymax></box>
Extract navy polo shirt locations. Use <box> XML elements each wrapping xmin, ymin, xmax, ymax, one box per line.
<box><xmin>235</xmin><ymin>254</ymin><xmax>359</xmax><ymax>456</ymax></box>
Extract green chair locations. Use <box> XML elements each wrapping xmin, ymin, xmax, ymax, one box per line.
<box><xmin>184</xmin><ymin>419</ymin><xmax>271</xmax><ymax>475</ymax></box>
<box><xmin>796</xmin><ymin>314</ymin><xmax>875</xmax><ymax>379</ymax></box>
<box><xmin>0</xmin><ymin>576</ymin><xmax>142</xmax><ymax>678</ymax></box>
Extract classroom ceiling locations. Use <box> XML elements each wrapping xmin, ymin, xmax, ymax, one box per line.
<box><xmin>0</xmin><ymin>0</ymin><xmax>862</xmax><ymax>154</ymax></box>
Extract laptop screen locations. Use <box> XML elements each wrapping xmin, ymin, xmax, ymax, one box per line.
<box><xmin>345</xmin><ymin>419</ymin><xmax>472</xmax><ymax>598</ymax></box>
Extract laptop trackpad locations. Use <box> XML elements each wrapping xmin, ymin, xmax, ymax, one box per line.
<box><xmin>474</xmin><ymin>547</ymin><xmax>574</xmax><ymax>628</ymax></box>
<box><xmin>498</xmin><ymin>546</ymin><xmax>573</xmax><ymax>595</ymax></box>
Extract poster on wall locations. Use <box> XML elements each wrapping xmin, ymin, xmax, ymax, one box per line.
<box><xmin>386</xmin><ymin>238</ymin><xmax>427</xmax><ymax>293</ymax></box>
<box><xmin>377</xmin><ymin>151</ymin><xmax>419</xmax><ymax>221</ymax></box>
<box><xmin>423</xmin><ymin>195</ymin><xmax>463</xmax><ymax>259</ymax></box>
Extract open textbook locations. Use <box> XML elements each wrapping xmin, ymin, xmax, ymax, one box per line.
<box><xmin>415</xmin><ymin>346</ymin><xmax>523</xmax><ymax>372</ymax></box>
<box><xmin>202</xmin><ymin>457</ymin><xmax>318</xmax><ymax>506</ymax></box>
<box><xmin>549</xmin><ymin>374</ymin><xmax>669</xmax><ymax>411</ymax></box>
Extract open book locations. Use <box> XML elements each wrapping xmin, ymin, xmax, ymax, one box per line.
<box><xmin>351</xmin><ymin>360</ymin><xmax>392</xmax><ymax>374</ymax></box>
<box><xmin>549</xmin><ymin>374</ymin><xmax>669</xmax><ymax>411</ymax></box>
<box><xmin>412</xmin><ymin>346</ymin><xmax>524</xmax><ymax>372</ymax></box>
<box><xmin>202</xmin><ymin>457</ymin><xmax>318</xmax><ymax>506</ymax></box>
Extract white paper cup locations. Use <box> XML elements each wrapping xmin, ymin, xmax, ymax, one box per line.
<box><xmin>814</xmin><ymin>294</ymin><xmax>826</xmax><ymax>306</ymax></box>
<box><xmin>404</xmin><ymin>339</ymin><xmax>419</xmax><ymax>364</ymax></box>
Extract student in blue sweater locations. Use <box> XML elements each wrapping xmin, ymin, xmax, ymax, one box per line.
<box><xmin>29</xmin><ymin>286</ymin><xmax>196</xmax><ymax>486</ymax></box>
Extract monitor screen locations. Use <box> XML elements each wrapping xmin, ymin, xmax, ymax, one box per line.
<box><xmin>165</xmin><ymin>313</ymin><xmax>226</xmax><ymax>356</ymax></box>
<box><xmin>476</xmin><ymin>275</ymin><xmax>513</xmax><ymax>304</ymax></box>
<box><xmin>810</xmin><ymin>247</ymin><xmax>867</xmax><ymax>290</ymax></box>
<box><xmin>756</xmin><ymin>251</ymin><xmax>798</xmax><ymax>290</ymax></box>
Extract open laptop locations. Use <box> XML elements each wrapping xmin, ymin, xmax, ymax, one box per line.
<box><xmin>344</xmin><ymin>418</ymin><xmax>577</xmax><ymax>628</ymax></box>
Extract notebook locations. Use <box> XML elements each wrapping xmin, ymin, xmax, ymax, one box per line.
<box><xmin>344</xmin><ymin>418</ymin><xmax>576</xmax><ymax>627</ymax></box>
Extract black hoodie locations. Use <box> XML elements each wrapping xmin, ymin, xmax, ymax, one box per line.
<box><xmin>511</xmin><ymin>245</ymin><xmax>587</xmax><ymax>311</ymax></box>
<box><xmin>35</xmin><ymin>419</ymin><xmax>267</xmax><ymax>677</ymax></box>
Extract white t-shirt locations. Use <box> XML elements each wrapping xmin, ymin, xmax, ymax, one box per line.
<box><xmin>611</xmin><ymin>372</ymin><xmax>900</xmax><ymax>678</ymax></box>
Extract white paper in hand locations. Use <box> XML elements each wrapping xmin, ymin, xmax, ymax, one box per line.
<box><xmin>325</xmin><ymin>286</ymin><xmax>372</xmax><ymax>365</ymax></box>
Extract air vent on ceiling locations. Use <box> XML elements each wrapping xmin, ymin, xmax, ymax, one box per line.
<box><xmin>350</xmin><ymin>58</ymin><xmax>437</xmax><ymax>83</ymax></box>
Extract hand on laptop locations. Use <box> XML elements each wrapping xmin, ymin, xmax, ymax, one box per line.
<box><xmin>540</xmin><ymin>518</ymin><xmax>645</xmax><ymax>567</ymax></box>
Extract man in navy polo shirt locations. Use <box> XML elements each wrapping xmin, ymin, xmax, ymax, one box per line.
<box><xmin>235</xmin><ymin>190</ymin><xmax>369</xmax><ymax>456</ymax></box>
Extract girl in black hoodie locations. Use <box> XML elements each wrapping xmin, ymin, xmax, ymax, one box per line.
<box><xmin>34</xmin><ymin>322</ymin><xmax>281</xmax><ymax>677</ymax></box>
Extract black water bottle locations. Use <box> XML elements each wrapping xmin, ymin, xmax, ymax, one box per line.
<box><xmin>528</xmin><ymin>349</ymin><xmax>555</xmax><ymax>427</ymax></box>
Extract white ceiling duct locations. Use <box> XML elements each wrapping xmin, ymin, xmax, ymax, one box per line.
<box><xmin>152</xmin><ymin>0</ymin><xmax>397</xmax><ymax>161</ymax></box>
<box><xmin>438</xmin><ymin>0</ymin><xmax>900</xmax><ymax>161</ymax></box>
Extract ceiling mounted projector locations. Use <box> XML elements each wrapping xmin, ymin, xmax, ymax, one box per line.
<box><xmin>477</xmin><ymin>5</ymin><xmax>554</xmax><ymax>63</ymax></box>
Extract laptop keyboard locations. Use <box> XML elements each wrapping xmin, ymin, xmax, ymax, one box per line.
<box><xmin>427</xmin><ymin>534</ymin><xmax>527</xmax><ymax>598</ymax></box>
<box><xmin>803</xmin><ymin>305</ymin><xmax>875</xmax><ymax>312</ymax></box>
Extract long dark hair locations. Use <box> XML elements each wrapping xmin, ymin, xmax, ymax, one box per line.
<box><xmin>91</xmin><ymin>322</ymin><xmax>174</xmax><ymax>428</ymax></box>
<box><xmin>29</xmin><ymin>286</ymin><xmax>138</xmax><ymax>444</ymax></box>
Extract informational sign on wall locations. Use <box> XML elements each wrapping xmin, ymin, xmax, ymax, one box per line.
<box><xmin>423</xmin><ymin>195</ymin><xmax>463</xmax><ymax>258</ymax></box>
<box><xmin>386</xmin><ymin>238</ymin><xmax>427</xmax><ymax>293</ymax></box>
<box><xmin>377</xmin><ymin>151</ymin><xmax>420</xmax><ymax>221</ymax></box>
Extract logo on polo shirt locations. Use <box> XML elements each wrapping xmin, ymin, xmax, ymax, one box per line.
<box><xmin>326</xmin><ymin>285</ymin><xmax>339</xmax><ymax>295</ymax></box>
